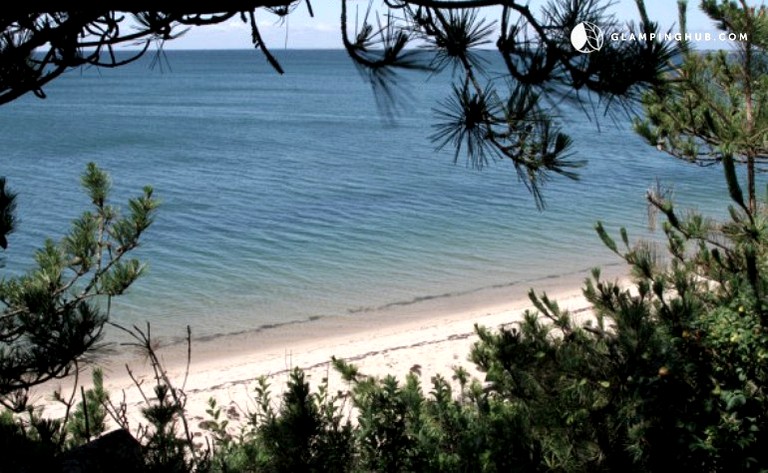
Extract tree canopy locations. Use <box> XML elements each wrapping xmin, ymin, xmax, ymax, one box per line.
<box><xmin>636</xmin><ymin>0</ymin><xmax>768</xmax><ymax>212</ymax></box>
<box><xmin>0</xmin><ymin>164</ymin><xmax>158</xmax><ymax>410</ymax></box>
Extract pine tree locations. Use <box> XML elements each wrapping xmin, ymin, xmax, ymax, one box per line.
<box><xmin>468</xmin><ymin>2</ymin><xmax>768</xmax><ymax>470</ymax></box>
<box><xmin>635</xmin><ymin>0</ymin><xmax>768</xmax><ymax>213</ymax></box>
<box><xmin>0</xmin><ymin>163</ymin><xmax>158</xmax><ymax>411</ymax></box>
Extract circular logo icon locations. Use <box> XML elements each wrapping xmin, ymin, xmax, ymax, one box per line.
<box><xmin>570</xmin><ymin>21</ymin><xmax>604</xmax><ymax>53</ymax></box>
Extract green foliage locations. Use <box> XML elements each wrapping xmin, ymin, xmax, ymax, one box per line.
<box><xmin>0</xmin><ymin>407</ymin><xmax>60</xmax><ymax>472</ymax></box>
<box><xmin>621</xmin><ymin>6</ymin><xmax>768</xmax><ymax>465</ymax></box>
<box><xmin>0</xmin><ymin>165</ymin><xmax>158</xmax><ymax>471</ymax></box>
<box><xmin>337</xmin><ymin>360</ymin><xmax>538</xmax><ymax>472</ymax></box>
<box><xmin>209</xmin><ymin>369</ymin><xmax>354</xmax><ymax>473</ymax></box>
<box><xmin>191</xmin><ymin>167</ymin><xmax>768</xmax><ymax>472</ymax></box>
<box><xmin>261</xmin><ymin>368</ymin><xmax>352</xmax><ymax>472</ymax></box>
<box><xmin>468</xmin><ymin>186</ymin><xmax>768</xmax><ymax>470</ymax></box>
<box><xmin>2</xmin><ymin>4</ymin><xmax>765</xmax><ymax>472</ymax></box>
<box><xmin>353</xmin><ymin>373</ymin><xmax>421</xmax><ymax>472</ymax></box>
<box><xmin>203</xmin><ymin>358</ymin><xmax>541</xmax><ymax>473</ymax></box>
<box><xmin>67</xmin><ymin>367</ymin><xmax>109</xmax><ymax>447</ymax></box>
<box><xmin>142</xmin><ymin>383</ymin><xmax>192</xmax><ymax>473</ymax></box>
<box><xmin>634</xmin><ymin>1</ymin><xmax>768</xmax><ymax>211</ymax></box>
<box><xmin>203</xmin><ymin>397</ymin><xmax>231</xmax><ymax>449</ymax></box>
<box><xmin>0</xmin><ymin>162</ymin><xmax>158</xmax><ymax>411</ymax></box>
<box><xmin>107</xmin><ymin>323</ymin><xmax>205</xmax><ymax>473</ymax></box>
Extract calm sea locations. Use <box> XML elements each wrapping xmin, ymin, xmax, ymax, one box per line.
<box><xmin>0</xmin><ymin>50</ymin><xmax>735</xmax><ymax>338</ymax></box>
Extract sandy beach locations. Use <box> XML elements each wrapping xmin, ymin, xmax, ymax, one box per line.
<box><xmin>34</xmin><ymin>264</ymin><xmax>628</xmax><ymax>439</ymax></box>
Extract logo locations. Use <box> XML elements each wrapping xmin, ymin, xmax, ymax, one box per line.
<box><xmin>570</xmin><ymin>21</ymin><xmax>604</xmax><ymax>53</ymax></box>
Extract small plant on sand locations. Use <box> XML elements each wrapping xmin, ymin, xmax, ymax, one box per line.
<box><xmin>66</xmin><ymin>367</ymin><xmax>109</xmax><ymax>447</ymax></box>
<box><xmin>110</xmin><ymin>323</ymin><xmax>208</xmax><ymax>473</ymax></box>
<box><xmin>205</xmin><ymin>369</ymin><xmax>354</xmax><ymax>473</ymax></box>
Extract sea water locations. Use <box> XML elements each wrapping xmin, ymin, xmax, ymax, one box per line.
<box><xmin>0</xmin><ymin>50</ymin><xmax>736</xmax><ymax>338</ymax></box>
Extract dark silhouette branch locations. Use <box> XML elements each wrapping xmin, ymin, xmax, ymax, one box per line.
<box><xmin>2</xmin><ymin>1</ymin><xmax>673</xmax><ymax>208</ymax></box>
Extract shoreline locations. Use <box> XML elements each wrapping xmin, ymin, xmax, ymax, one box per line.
<box><xmin>109</xmin><ymin>260</ymin><xmax>626</xmax><ymax>348</ymax></box>
<box><xmin>34</xmin><ymin>263</ymin><xmax>629</xmax><ymax>436</ymax></box>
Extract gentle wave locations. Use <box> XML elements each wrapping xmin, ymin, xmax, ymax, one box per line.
<box><xmin>0</xmin><ymin>50</ymin><xmax>744</xmax><ymax>339</ymax></box>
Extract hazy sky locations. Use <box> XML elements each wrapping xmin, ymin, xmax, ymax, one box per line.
<box><xmin>160</xmin><ymin>1</ymin><xmax>765</xmax><ymax>50</ymax></box>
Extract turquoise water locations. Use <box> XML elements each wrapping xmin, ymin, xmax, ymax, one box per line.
<box><xmin>0</xmin><ymin>50</ymin><xmax>737</xmax><ymax>337</ymax></box>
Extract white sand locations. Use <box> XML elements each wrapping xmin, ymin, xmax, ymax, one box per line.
<box><xmin>33</xmin><ymin>265</ymin><xmax>627</xmax><ymax>438</ymax></box>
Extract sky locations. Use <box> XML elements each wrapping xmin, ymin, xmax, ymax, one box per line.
<box><xmin>158</xmin><ymin>0</ymin><xmax>767</xmax><ymax>50</ymax></box>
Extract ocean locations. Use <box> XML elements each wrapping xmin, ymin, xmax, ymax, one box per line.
<box><xmin>0</xmin><ymin>50</ymin><xmax>735</xmax><ymax>339</ymax></box>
